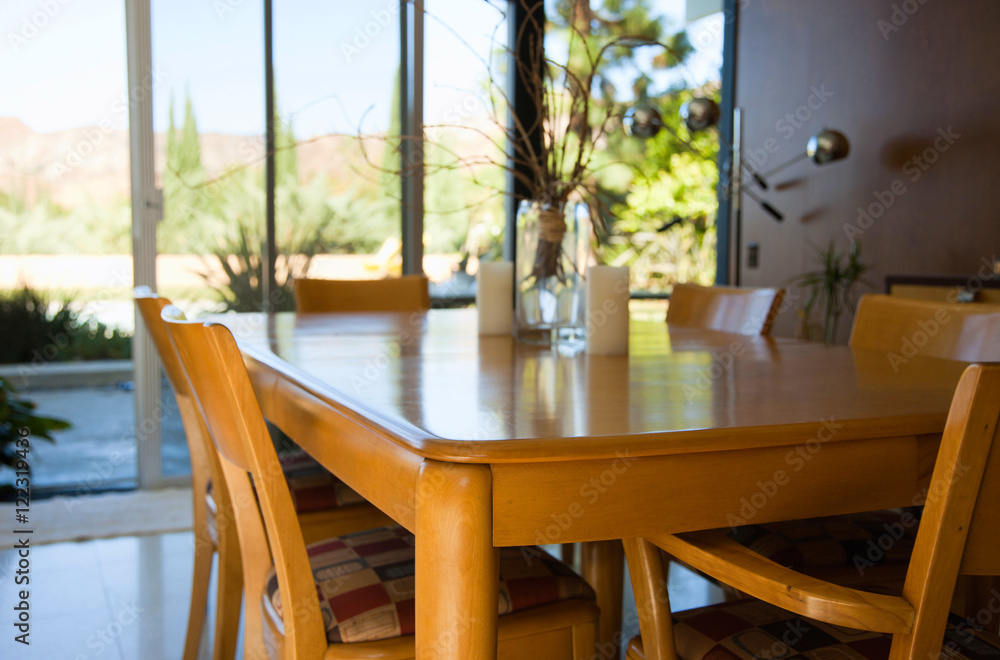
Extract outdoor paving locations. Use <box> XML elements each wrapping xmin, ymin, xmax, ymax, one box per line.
<box><xmin>2</xmin><ymin>379</ymin><xmax>190</xmax><ymax>492</ymax></box>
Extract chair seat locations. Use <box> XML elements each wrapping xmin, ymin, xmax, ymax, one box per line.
<box><xmin>727</xmin><ymin>509</ymin><xmax>921</xmax><ymax>572</ymax></box>
<box><xmin>263</xmin><ymin>525</ymin><xmax>596</xmax><ymax>644</ymax></box>
<box><xmin>629</xmin><ymin>599</ymin><xmax>1000</xmax><ymax>660</ymax></box>
<box><xmin>206</xmin><ymin>450</ymin><xmax>366</xmax><ymax>542</ymax></box>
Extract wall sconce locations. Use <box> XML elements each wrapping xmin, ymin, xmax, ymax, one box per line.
<box><xmin>623</xmin><ymin>98</ymin><xmax>721</xmax><ymax>136</ymax></box>
<box><xmin>753</xmin><ymin>129</ymin><xmax>851</xmax><ymax>189</ymax></box>
<box><xmin>680</xmin><ymin>97</ymin><xmax>720</xmax><ymax>132</ymax></box>
<box><xmin>622</xmin><ymin>105</ymin><xmax>665</xmax><ymax>139</ymax></box>
<box><xmin>624</xmin><ymin>99</ymin><xmax>850</xmax><ymax>224</ymax></box>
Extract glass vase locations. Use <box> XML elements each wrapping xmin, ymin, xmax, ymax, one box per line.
<box><xmin>514</xmin><ymin>199</ymin><xmax>591</xmax><ymax>345</ymax></box>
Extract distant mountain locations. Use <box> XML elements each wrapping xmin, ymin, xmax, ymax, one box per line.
<box><xmin>0</xmin><ymin>116</ymin><xmax>500</xmax><ymax>208</ymax></box>
<box><xmin>1</xmin><ymin>117</ymin><xmax>134</xmax><ymax>207</ymax></box>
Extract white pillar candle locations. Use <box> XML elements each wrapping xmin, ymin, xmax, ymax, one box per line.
<box><xmin>586</xmin><ymin>265</ymin><xmax>630</xmax><ymax>355</ymax></box>
<box><xmin>476</xmin><ymin>261</ymin><xmax>514</xmax><ymax>335</ymax></box>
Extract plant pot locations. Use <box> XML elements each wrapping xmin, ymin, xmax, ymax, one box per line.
<box><xmin>514</xmin><ymin>199</ymin><xmax>591</xmax><ymax>345</ymax></box>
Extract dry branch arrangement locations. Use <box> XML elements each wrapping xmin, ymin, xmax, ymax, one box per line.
<box><xmin>352</xmin><ymin>1</ymin><xmax>690</xmax><ymax>286</ymax></box>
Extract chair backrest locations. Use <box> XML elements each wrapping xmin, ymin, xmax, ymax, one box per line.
<box><xmin>666</xmin><ymin>283</ymin><xmax>784</xmax><ymax>336</ymax></box>
<box><xmin>633</xmin><ymin>364</ymin><xmax>1000</xmax><ymax>660</ymax></box>
<box><xmin>133</xmin><ymin>289</ymin><xmax>229</xmax><ymax>523</ymax></box>
<box><xmin>162</xmin><ymin>309</ymin><xmax>328</xmax><ymax>658</ymax></box>
<box><xmin>957</xmin><ymin>367</ymin><xmax>1000</xmax><ymax>577</ymax></box>
<box><xmin>849</xmin><ymin>294</ymin><xmax>1000</xmax><ymax>361</ymax></box>
<box><xmin>293</xmin><ymin>275</ymin><xmax>431</xmax><ymax>314</ymax></box>
<box><xmin>898</xmin><ymin>363</ymin><xmax>1000</xmax><ymax>656</ymax></box>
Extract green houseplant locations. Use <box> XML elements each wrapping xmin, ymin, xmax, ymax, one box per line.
<box><xmin>791</xmin><ymin>239</ymin><xmax>870</xmax><ymax>344</ymax></box>
<box><xmin>0</xmin><ymin>376</ymin><xmax>70</xmax><ymax>488</ymax></box>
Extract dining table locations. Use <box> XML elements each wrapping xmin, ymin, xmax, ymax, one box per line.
<box><xmin>215</xmin><ymin>308</ymin><xmax>966</xmax><ymax>660</ymax></box>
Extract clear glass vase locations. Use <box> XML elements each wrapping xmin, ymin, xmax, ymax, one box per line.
<box><xmin>514</xmin><ymin>199</ymin><xmax>591</xmax><ymax>345</ymax></box>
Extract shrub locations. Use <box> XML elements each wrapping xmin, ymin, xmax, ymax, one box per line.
<box><xmin>0</xmin><ymin>376</ymin><xmax>69</xmax><ymax>473</ymax></box>
<box><xmin>0</xmin><ymin>286</ymin><xmax>132</xmax><ymax>364</ymax></box>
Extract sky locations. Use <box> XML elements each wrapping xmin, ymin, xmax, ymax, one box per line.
<box><xmin>0</xmin><ymin>0</ymin><xmax>722</xmax><ymax>137</ymax></box>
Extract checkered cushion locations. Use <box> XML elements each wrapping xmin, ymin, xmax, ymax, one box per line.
<box><xmin>205</xmin><ymin>450</ymin><xmax>365</xmax><ymax>543</ymax></box>
<box><xmin>276</xmin><ymin>449</ymin><xmax>367</xmax><ymax>512</ymax></box>
<box><xmin>728</xmin><ymin>510</ymin><xmax>921</xmax><ymax>572</ymax></box>
<box><xmin>263</xmin><ymin>525</ymin><xmax>596</xmax><ymax>643</ymax></box>
<box><xmin>669</xmin><ymin>599</ymin><xmax>1000</xmax><ymax>659</ymax></box>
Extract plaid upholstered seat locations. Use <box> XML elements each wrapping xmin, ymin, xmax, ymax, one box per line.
<box><xmin>272</xmin><ymin>449</ymin><xmax>367</xmax><ymax>512</ymax></box>
<box><xmin>656</xmin><ymin>599</ymin><xmax>1000</xmax><ymax>660</ymax></box>
<box><xmin>206</xmin><ymin>450</ymin><xmax>365</xmax><ymax>541</ymax></box>
<box><xmin>263</xmin><ymin>525</ymin><xmax>597</xmax><ymax>644</ymax></box>
<box><xmin>727</xmin><ymin>510</ymin><xmax>921</xmax><ymax>572</ymax></box>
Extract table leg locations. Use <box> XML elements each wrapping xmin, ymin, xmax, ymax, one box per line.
<box><xmin>415</xmin><ymin>460</ymin><xmax>498</xmax><ymax>660</ymax></box>
<box><xmin>581</xmin><ymin>540</ymin><xmax>625</xmax><ymax>660</ymax></box>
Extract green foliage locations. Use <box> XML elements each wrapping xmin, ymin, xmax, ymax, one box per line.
<box><xmin>790</xmin><ymin>240</ymin><xmax>871</xmax><ymax>344</ymax></box>
<box><xmin>199</xmin><ymin>198</ymin><xmax>332</xmax><ymax>312</ymax></box>
<box><xmin>0</xmin><ymin>192</ymin><xmax>131</xmax><ymax>254</ymax></box>
<box><xmin>164</xmin><ymin>95</ymin><xmax>351</xmax><ymax>309</ymax></box>
<box><xmin>0</xmin><ymin>376</ymin><xmax>69</xmax><ymax>472</ymax></box>
<box><xmin>0</xmin><ymin>286</ymin><xmax>74</xmax><ymax>364</ymax></box>
<box><xmin>162</xmin><ymin>91</ymin><xmax>211</xmax><ymax>254</ymax></box>
<box><xmin>545</xmin><ymin>1</ymin><xmax>720</xmax><ymax>291</ymax></box>
<box><xmin>65</xmin><ymin>319</ymin><xmax>133</xmax><ymax>361</ymax></box>
<box><xmin>2</xmin><ymin>0</ymin><xmax>719</xmax><ymax>305</ymax></box>
<box><xmin>0</xmin><ymin>286</ymin><xmax>132</xmax><ymax>364</ymax></box>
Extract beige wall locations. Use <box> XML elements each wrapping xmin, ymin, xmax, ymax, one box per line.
<box><xmin>733</xmin><ymin>0</ymin><xmax>1000</xmax><ymax>339</ymax></box>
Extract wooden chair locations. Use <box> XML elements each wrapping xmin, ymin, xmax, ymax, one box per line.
<box><xmin>566</xmin><ymin>283</ymin><xmax>785</xmax><ymax>652</ymax></box>
<box><xmin>726</xmin><ymin>295</ymin><xmax>1000</xmax><ymax>587</ymax></box>
<box><xmin>293</xmin><ymin>275</ymin><xmax>431</xmax><ymax>314</ymax></box>
<box><xmin>850</xmin><ymin>294</ymin><xmax>1000</xmax><ymax>361</ymax></box>
<box><xmin>623</xmin><ymin>362</ymin><xmax>1000</xmax><ymax>660</ymax></box>
<box><xmin>161</xmin><ymin>308</ymin><xmax>600</xmax><ymax>660</ymax></box>
<box><xmin>134</xmin><ymin>289</ymin><xmax>392</xmax><ymax>660</ymax></box>
<box><xmin>666</xmin><ymin>283</ymin><xmax>784</xmax><ymax>336</ymax></box>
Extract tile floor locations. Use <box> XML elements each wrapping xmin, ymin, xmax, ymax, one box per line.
<box><xmin>13</xmin><ymin>382</ymin><xmax>190</xmax><ymax>493</ymax></box>
<box><xmin>0</xmin><ymin>534</ymin><xmax>724</xmax><ymax>660</ymax></box>
<box><xmin>0</xmin><ymin>532</ymin><xmax>207</xmax><ymax>660</ymax></box>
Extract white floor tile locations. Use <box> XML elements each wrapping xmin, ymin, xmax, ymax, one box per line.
<box><xmin>0</xmin><ymin>530</ymin><xmax>728</xmax><ymax>659</ymax></box>
<box><xmin>1</xmin><ymin>599</ymin><xmax>124</xmax><ymax>660</ymax></box>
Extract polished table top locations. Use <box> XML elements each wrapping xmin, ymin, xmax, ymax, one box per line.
<box><xmin>219</xmin><ymin>309</ymin><xmax>966</xmax><ymax>463</ymax></box>
<box><xmin>218</xmin><ymin>308</ymin><xmax>970</xmax><ymax>659</ymax></box>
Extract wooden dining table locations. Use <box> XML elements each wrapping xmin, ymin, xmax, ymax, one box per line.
<box><xmin>216</xmin><ymin>308</ymin><xmax>966</xmax><ymax>660</ymax></box>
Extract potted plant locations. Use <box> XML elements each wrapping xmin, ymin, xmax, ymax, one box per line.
<box><xmin>0</xmin><ymin>376</ymin><xmax>70</xmax><ymax>497</ymax></box>
<box><xmin>440</xmin><ymin>2</ymin><xmax>692</xmax><ymax>342</ymax></box>
<box><xmin>790</xmin><ymin>239</ymin><xmax>870</xmax><ymax>344</ymax></box>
